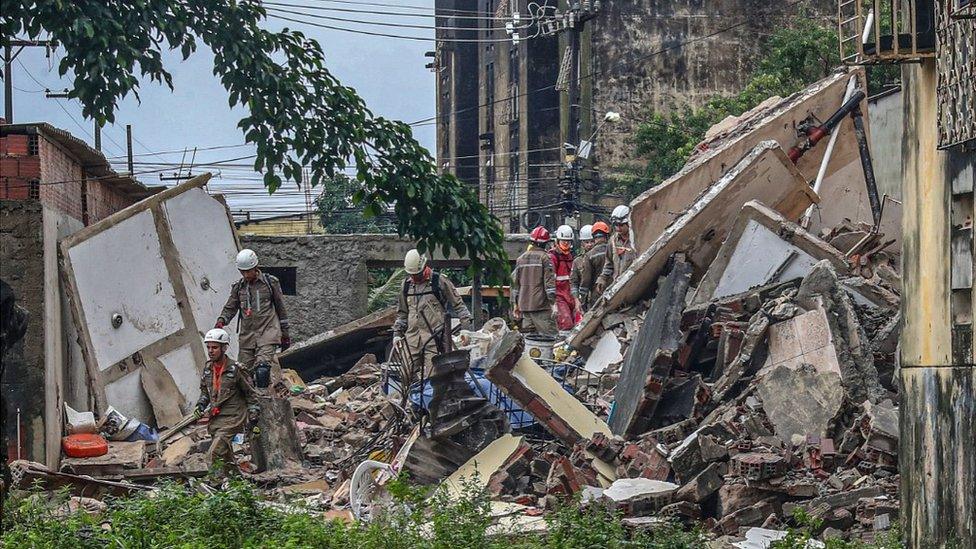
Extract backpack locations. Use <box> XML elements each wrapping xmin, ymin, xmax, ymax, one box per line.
<box><xmin>401</xmin><ymin>271</ymin><xmax>447</xmax><ymax>308</ymax></box>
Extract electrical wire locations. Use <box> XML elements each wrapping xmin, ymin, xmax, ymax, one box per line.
<box><xmin>268</xmin><ymin>0</ymin><xmax>510</xmax><ymax>18</ymax></box>
<box><xmin>265</xmin><ymin>5</ymin><xmax>520</xmax><ymax>31</ymax></box>
<box><xmin>268</xmin><ymin>12</ymin><xmax>535</xmax><ymax>42</ymax></box>
<box><xmin>263</xmin><ymin>1</ymin><xmax>513</xmax><ymax>21</ymax></box>
<box><xmin>408</xmin><ymin>0</ymin><xmax>806</xmax><ymax>131</ymax></box>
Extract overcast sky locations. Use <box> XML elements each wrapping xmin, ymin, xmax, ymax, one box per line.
<box><xmin>4</xmin><ymin>1</ymin><xmax>437</xmax><ymax>219</ymax></box>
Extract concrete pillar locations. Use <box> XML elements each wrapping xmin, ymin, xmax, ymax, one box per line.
<box><xmin>899</xmin><ymin>59</ymin><xmax>976</xmax><ymax>548</ymax></box>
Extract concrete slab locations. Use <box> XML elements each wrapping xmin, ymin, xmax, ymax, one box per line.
<box><xmin>690</xmin><ymin>201</ymin><xmax>849</xmax><ymax>306</ymax></box>
<box><xmin>279</xmin><ymin>306</ymin><xmax>397</xmax><ymax>379</ymax></box>
<box><xmin>628</xmin><ymin>69</ymin><xmax>888</xmax><ymax>252</ymax></box>
<box><xmin>60</xmin><ymin>175</ymin><xmax>241</xmax><ymax>422</ymax></box>
<box><xmin>755</xmin><ymin>300</ymin><xmax>849</xmax><ymax>445</ymax></box>
<box><xmin>584</xmin><ymin>331</ymin><xmax>623</xmax><ymax>374</ymax></box>
<box><xmin>570</xmin><ymin>141</ymin><xmax>818</xmax><ymax>350</ymax></box>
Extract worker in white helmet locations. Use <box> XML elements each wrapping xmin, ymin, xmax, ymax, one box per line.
<box><xmin>393</xmin><ymin>249</ymin><xmax>471</xmax><ymax>375</ymax></box>
<box><xmin>549</xmin><ymin>224</ymin><xmax>580</xmax><ymax>330</ymax></box>
<box><xmin>216</xmin><ymin>249</ymin><xmax>290</xmax><ymax>389</ymax></box>
<box><xmin>571</xmin><ymin>224</ymin><xmax>595</xmax><ymax>311</ymax></box>
<box><xmin>595</xmin><ymin>205</ymin><xmax>637</xmax><ymax>295</ymax></box>
<box><xmin>195</xmin><ymin>328</ymin><xmax>258</xmax><ymax>474</ymax></box>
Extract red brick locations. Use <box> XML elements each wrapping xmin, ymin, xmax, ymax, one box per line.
<box><xmin>0</xmin><ymin>135</ymin><xmax>30</xmax><ymax>156</ymax></box>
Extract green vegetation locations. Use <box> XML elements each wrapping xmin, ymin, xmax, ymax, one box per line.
<box><xmin>2</xmin><ymin>479</ymin><xmax>907</xmax><ymax>549</ymax></box>
<box><xmin>2</xmin><ymin>479</ymin><xmax>703</xmax><ymax>549</ymax></box>
<box><xmin>1</xmin><ymin>2</ymin><xmax>509</xmax><ymax>281</ymax></box>
<box><xmin>617</xmin><ymin>16</ymin><xmax>899</xmax><ymax>200</ymax></box>
<box><xmin>771</xmin><ymin>508</ymin><xmax>904</xmax><ymax>549</ymax></box>
<box><xmin>316</xmin><ymin>174</ymin><xmax>394</xmax><ymax>235</ymax></box>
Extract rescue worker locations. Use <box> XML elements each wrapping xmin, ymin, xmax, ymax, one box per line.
<box><xmin>550</xmin><ymin>224</ymin><xmax>580</xmax><ymax>331</ymax></box>
<box><xmin>595</xmin><ymin>205</ymin><xmax>637</xmax><ymax>295</ymax></box>
<box><xmin>195</xmin><ymin>328</ymin><xmax>259</xmax><ymax>473</ymax></box>
<box><xmin>393</xmin><ymin>249</ymin><xmax>471</xmax><ymax>375</ymax></box>
<box><xmin>572</xmin><ymin>223</ymin><xmax>609</xmax><ymax>311</ymax></box>
<box><xmin>215</xmin><ymin>249</ymin><xmax>290</xmax><ymax>390</ymax></box>
<box><xmin>511</xmin><ymin>226</ymin><xmax>558</xmax><ymax>336</ymax></box>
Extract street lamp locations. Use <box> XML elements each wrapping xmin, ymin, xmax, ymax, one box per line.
<box><xmin>578</xmin><ymin>111</ymin><xmax>621</xmax><ymax>159</ymax></box>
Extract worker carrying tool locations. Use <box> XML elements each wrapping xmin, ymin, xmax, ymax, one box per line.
<box><xmin>572</xmin><ymin>221</ymin><xmax>609</xmax><ymax>311</ymax></box>
<box><xmin>512</xmin><ymin>226</ymin><xmax>558</xmax><ymax>336</ymax></box>
<box><xmin>595</xmin><ymin>205</ymin><xmax>637</xmax><ymax>295</ymax></box>
<box><xmin>194</xmin><ymin>328</ymin><xmax>259</xmax><ymax>474</ymax></box>
<box><xmin>393</xmin><ymin>249</ymin><xmax>471</xmax><ymax>375</ymax></box>
<box><xmin>215</xmin><ymin>249</ymin><xmax>290</xmax><ymax>390</ymax></box>
<box><xmin>550</xmin><ymin>224</ymin><xmax>581</xmax><ymax>331</ymax></box>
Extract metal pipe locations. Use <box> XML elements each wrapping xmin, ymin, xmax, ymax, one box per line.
<box><xmin>802</xmin><ymin>75</ymin><xmax>858</xmax><ymax>228</ymax></box>
<box><xmin>850</xmin><ymin>105</ymin><xmax>883</xmax><ymax>230</ymax></box>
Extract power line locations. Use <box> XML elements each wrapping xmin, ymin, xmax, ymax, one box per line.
<box><xmin>267</xmin><ymin>13</ymin><xmax>537</xmax><ymax>43</ymax></box>
<box><xmin>264</xmin><ymin>5</ymin><xmax>521</xmax><ymax>31</ymax></box>
<box><xmin>264</xmin><ymin>1</ymin><xmax>513</xmax><ymax>21</ymax></box>
<box><xmin>409</xmin><ymin>0</ymin><xmax>805</xmax><ymax>131</ymax></box>
<box><xmin>268</xmin><ymin>0</ymin><xmax>509</xmax><ymax>18</ymax></box>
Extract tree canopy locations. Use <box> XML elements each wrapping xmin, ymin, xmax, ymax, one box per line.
<box><xmin>1</xmin><ymin>0</ymin><xmax>509</xmax><ymax>280</ymax></box>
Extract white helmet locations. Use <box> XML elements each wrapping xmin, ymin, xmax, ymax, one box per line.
<box><xmin>204</xmin><ymin>328</ymin><xmax>230</xmax><ymax>345</ymax></box>
<box><xmin>235</xmin><ymin>249</ymin><xmax>259</xmax><ymax>271</ymax></box>
<box><xmin>555</xmin><ymin>224</ymin><xmax>574</xmax><ymax>241</ymax></box>
<box><xmin>404</xmin><ymin>249</ymin><xmax>428</xmax><ymax>275</ymax></box>
<box><xmin>579</xmin><ymin>224</ymin><xmax>593</xmax><ymax>241</ymax></box>
<box><xmin>610</xmin><ymin>205</ymin><xmax>631</xmax><ymax>225</ymax></box>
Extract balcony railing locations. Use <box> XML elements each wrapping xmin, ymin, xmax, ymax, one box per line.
<box><xmin>839</xmin><ymin>0</ymin><xmax>938</xmax><ymax>64</ymax></box>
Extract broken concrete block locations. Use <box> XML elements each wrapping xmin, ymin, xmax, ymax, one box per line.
<box><xmin>718</xmin><ymin>501</ymin><xmax>777</xmax><ymax>534</ymax></box>
<box><xmin>602</xmin><ymin>478</ymin><xmax>679</xmax><ymax>516</ymax></box>
<box><xmin>160</xmin><ymin>436</ymin><xmax>193</xmax><ymax>467</ymax></box>
<box><xmin>669</xmin><ymin>432</ymin><xmax>707</xmax><ymax>484</ymax></box>
<box><xmin>443</xmin><ymin>434</ymin><xmax>526</xmax><ymax>499</ymax></box>
<box><xmin>795</xmin><ymin>261</ymin><xmax>883</xmax><ymax>404</ymax></box>
<box><xmin>609</xmin><ymin>256</ymin><xmax>692</xmax><ymax>436</ymax></box>
<box><xmin>716</xmin><ymin>484</ymin><xmax>780</xmax><ymax>518</ymax></box>
<box><xmin>60</xmin><ymin>441</ymin><xmax>146</xmax><ymax>476</ymax></box>
<box><xmin>699</xmin><ymin>435</ymin><xmax>729</xmax><ymax>462</ymax></box>
<box><xmin>569</xmin><ymin>140</ymin><xmax>819</xmax><ymax>351</ymax></box>
<box><xmin>676</xmin><ymin>462</ymin><xmax>726</xmax><ymax>503</ymax></box>
<box><xmin>730</xmin><ymin>453</ymin><xmax>788</xmax><ymax>482</ymax></box>
<box><xmin>757</xmin><ymin>361</ymin><xmax>845</xmax><ymax>444</ymax></box>
<box><xmin>485</xmin><ymin>332</ymin><xmax>612</xmax><ymax>448</ymax></box>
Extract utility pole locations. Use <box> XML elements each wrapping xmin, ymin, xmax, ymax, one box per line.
<box><xmin>125</xmin><ymin>124</ymin><xmax>133</xmax><ymax>175</ymax></box>
<box><xmin>2</xmin><ymin>39</ymin><xmax>53</xmax><ymax>122</ymax></box>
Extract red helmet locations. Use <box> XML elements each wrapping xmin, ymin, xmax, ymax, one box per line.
<box><xmin>591</xmin><ymin>221</ymin><xmax>611</xmax><ymax>237</ymax></box>
<box><xmin>530</xmin><ymin>226</ymin><xmax>550</xmax><ymax>244</ymax></box>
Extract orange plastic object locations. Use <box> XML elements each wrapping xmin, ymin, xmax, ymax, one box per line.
<box><xmin>62</xmin><ymin>433</ymin><xmax>109</xmax><ymax>458</ymax></box>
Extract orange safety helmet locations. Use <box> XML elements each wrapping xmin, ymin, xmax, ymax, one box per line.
<box><xmin>530</xmin><ymin>226</ymin><xmax>551</xmax><ymax>244</ymax></box>
<box><xmin>591</xmin><ymin>221</ymin><xmax>611</xmax><ymax>237</ymax></box>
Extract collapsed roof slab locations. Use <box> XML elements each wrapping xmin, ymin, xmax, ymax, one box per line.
<box><xmin>278</xmin><ymin>306</ymin><xmax>397</xmax><ymax>379</ymax></box>
<box><xmin>627</xmin><ymin>68</ymin><xmax>892</xmax><ymax>252</ymax></box>
<box><xmin>59</xmin><ymin>174</ymin><xmax>242</xmax><ymax>424</ymax></box>
<box><xmin>690</xmin><ymin>201</ymin><xmax>850</xmax><ymax>306</ymax></box>
<box><xmin>569</xmin><ymin>141</ymin><xmax>818</xmax><ymax>350</ymax></box>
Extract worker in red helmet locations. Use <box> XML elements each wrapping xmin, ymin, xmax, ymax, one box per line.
<box><xmin>550</xmin><ymin>224</ymin><xmax>581</xmax><ymax>331</ymax></box>
<box><xmin>511</xmin><ymin>226</ymin><xmax>557</xmax><ymax>335</ymax></box>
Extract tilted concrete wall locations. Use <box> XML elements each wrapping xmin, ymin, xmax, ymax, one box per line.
<box><xmin>241</xmin><ymin>234</ymin><xmax>529</xmax><ymax>342</ymax></box>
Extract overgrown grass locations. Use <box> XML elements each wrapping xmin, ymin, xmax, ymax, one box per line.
<box><xmin>1</xmin><ymin>480</ymin><xmax>906</xmax><ymax>549</ymax></box>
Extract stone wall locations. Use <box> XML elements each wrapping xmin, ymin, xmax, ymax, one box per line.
<box><xmin>241</xmin><ymin>234</ymin><xmax>530</xmax><ymax>342</ymax></box>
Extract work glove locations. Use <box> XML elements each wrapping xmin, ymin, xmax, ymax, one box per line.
<box><xmin>594</xmin><ymin>278</ymin><xmax>606</xmax><ymax>296</ymax></box>
<box><xmin>195</xmin><ymin>401</ymin><xmax>207</xmax><ymax>415</ymax></box>
<box><xmin>512</xmin><ymin>305</ymin><xmax>522</xmax><ymax>321</ymax></box>
<box><xmin>214</xmin><ymin>320</ymin><xmax>225</xmax><ymax>329</ymax></box>
<box><xmin>280</xmin><ymin>336</ymin><xmax>291</xmax><ymax>351</ymax></box>
<box><xmin>550</xmin><ymin>302</ymin><xmax>559</xmax><ymax>319</ymax></box>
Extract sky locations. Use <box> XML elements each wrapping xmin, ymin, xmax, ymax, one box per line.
<box><xmin>3</xmin><ymin>0</ymin><xmax>439</xmax><ymax>219</ymax></box>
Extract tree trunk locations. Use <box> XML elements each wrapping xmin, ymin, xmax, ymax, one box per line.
<box><xmin>250</xmin><ymin>396</ymin><xmax>303</xmax><ymax>472</ymax></box>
